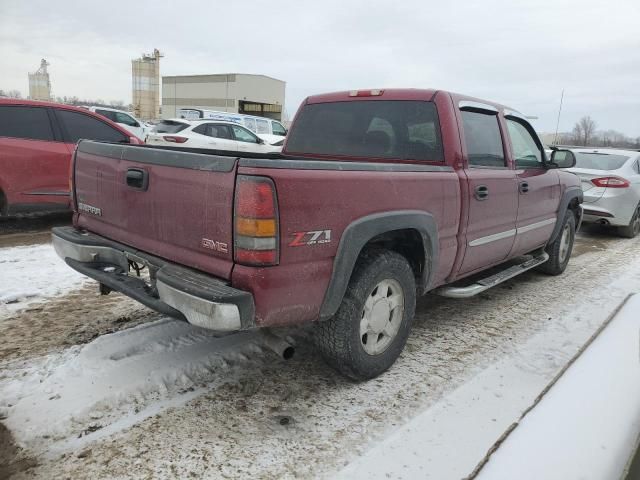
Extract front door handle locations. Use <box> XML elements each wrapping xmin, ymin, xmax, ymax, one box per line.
<box><xmin>126</xmin><ymin>168</ymin><xmax>148</xmax><ymax>191</ymax></box>
<box><xmin>474</xmin><ymin>185</ymin><xmax>489</xmax><ymax>201</ymax></box>
<box><xmin>519</xmin><ymin>181</ymin><xmax>529</xmax><ymax>194</ymax></box>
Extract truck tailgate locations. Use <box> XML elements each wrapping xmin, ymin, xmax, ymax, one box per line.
<box><xmin>73</xmin><ymin>141</ymin><xmax>237</xmax><ymax>280</ymax></box>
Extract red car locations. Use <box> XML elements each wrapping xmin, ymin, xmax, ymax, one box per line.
<box><xmin>53</xmin><ymin>88</ymin><xmax>582</xmax><ymax>379</ymax></box>
<box><xmin>0</xmin><ymin>99</ymin><xmax>141</xmax><ymax>216</ymax></box>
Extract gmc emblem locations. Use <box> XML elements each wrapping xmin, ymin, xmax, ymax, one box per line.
<box><xmin>201</xmin><ymin>238</ymin><xmax>228</xmax><ymax>253</ymax></box>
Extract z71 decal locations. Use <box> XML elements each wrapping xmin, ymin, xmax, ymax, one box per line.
<box><xmin>289</xmin><ymin>230</ymin><xmax>332</xmax><ymax>247</ymax></box>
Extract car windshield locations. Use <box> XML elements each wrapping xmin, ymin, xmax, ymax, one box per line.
<box><xmin>574</xmin><ymin>152</ymin><xmax>630</xmax><ymax>170</ymax></box>
<box><xmin>285</xmin><ymin>100</ymin><xmax>444</xmax><ymax>161</ymax></box>
<box><xmin>154</xmin><ymin>120</ymin><xmax>189</xmax><ymax>134</ymax></box>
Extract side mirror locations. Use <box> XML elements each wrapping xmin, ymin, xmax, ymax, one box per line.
<box><xmin>549</xmin><ymin>149</ymin><xmax>576</xmax><ymax>169</ymax></box>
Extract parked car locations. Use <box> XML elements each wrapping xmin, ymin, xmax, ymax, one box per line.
<box><xmin>146</xmin><ymin>119</ymin><xmax>283</xmax><ymax>153</ymax></box>
<box><xmin>567</xmin><ymin>148</ymin><xmax>640</xmax><ymax>237</ymax></box>
<box><xmin>177</xmin><ymin>108</ymin><xmax>287</xmax><ymax>141</ymax></box>
<box><xmin>52</xmin><ymin>88</ymin><xmax>581</xmax><ymax>380</ymax></box>
<box><xmin>87</xmin><ymin>106</ymin><xmax>150</xmax><ymax>140</ymax></box>
<box><xmin>0</xmin><ymin>98</ymin><xmax>142</xmax><ymax>216</ymax></box>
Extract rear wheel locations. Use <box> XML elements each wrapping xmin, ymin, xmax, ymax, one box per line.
<box><xmin>618</xmin><ymin>204</ymin><xmax>640</xmax><ymax>238</ymax></box>
<box><xmin>314</xmin><ymin>250</ymin><xmax>416</xmax><ymax>381</ymax></box>
<box><xmin>537</xmin><ymin>210</ymin><xmax>576</xmax><ymax>276</ymax></box>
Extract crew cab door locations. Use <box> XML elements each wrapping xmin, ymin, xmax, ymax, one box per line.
<box><xmin>457</xmin><ymin>106</ymin><xmax>519</xmax><ymax>275</ymax></box>
<box><xmin>504</xmin><ymin>115</ymin><xmax>560</xmax><ymax>255</ymax></box>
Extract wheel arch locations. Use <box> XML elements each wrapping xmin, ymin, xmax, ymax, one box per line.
<box><xmin>549</xmin><ymin>187</ymin><xmax>583</xmax><ymax>244</ymax></box>
<box><xmin>318</xmin><ymin>210</ymin><xmax>438</xmax><ymax>320</ymax></box>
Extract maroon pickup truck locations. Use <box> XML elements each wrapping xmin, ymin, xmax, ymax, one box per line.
<box><xmin>53</xmin><ymin>88</ymin><xmax>582</xmax><ymax>380</ymax></box>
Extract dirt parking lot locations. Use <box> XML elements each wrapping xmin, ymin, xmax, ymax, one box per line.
<box><xmin>1</xmin><ymin>217</ymin><xmax>639</xmax><ymax>479</ymax></box>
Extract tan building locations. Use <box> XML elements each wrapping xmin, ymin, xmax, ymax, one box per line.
<box><xmin>132</xmin><ymin>49</ymin><xmax>162</xmax><ymax>120</ymax></box>
<box><xmin>161</xmin><ymin>73</ymin><xmax>285</xmax><ymax>120</ymax></box>
<box><xmin>28</xmin><ymin>59</ymin><xmax>51</xmax><ymax>101</ymax></box>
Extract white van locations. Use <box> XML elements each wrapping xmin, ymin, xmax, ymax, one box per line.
<box><xmin>88</xmin><ymin>106</ymin><xmax>150</xmax><ymax>140</ymax></box>
<box><xmin>177</xmin><ymin>109</ymin><xmax>287</xmax><ymax>144</ymax></box>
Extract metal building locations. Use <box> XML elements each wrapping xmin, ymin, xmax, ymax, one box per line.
<box><xmin>132</xmin><ymin>49</ymin><xmax>162</xmax><ymax>120</ymax></box>
<box><xmin>28</xmin><ymin>59</ymin><xmax>52</xmax><ymax>101</ymax></box>
<box><xmin>161</xmin><ymin>74</ymin><xmax>285</xmax><ymax>120</ymax></box>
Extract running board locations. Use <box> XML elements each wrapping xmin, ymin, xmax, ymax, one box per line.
<box><xmin>434</xmin><ymin>253</ymin><xmax>549</xmax><ymax>299</ymax></box>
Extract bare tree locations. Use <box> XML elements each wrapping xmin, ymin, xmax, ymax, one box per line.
<box><xmin>577</xmin><ymin>116</ymin><xmax>596</xmax><ymax>146</ymax></box>
<box><xmin>572</xmin><ymin>123</ymin><xmax>584</xmax><ymax>145</ymax></box>
<box><xmin>7</xmin><ymin>89</ymin><xmax>22</xmax><ymax>99</ymax></box>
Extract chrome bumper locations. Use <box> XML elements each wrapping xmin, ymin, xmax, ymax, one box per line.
<box><xmin>52</xmin><ymin>227</ymin><xmax>254</xmax><ymax>332</ymax></box>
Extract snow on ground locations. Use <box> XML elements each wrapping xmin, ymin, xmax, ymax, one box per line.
<box><xmin>0</xmin><ymin>244</ymin><xmax>88</xmax><ymax>317</ymax></box>
<box><xmin>0</xmin><ymin>319</ymin><xmax>262</xmax><ymax>455</ymax></box>
<box><xmin>475</xmin><ymin>294</ymin><xmax>640</xmax><ymax>480</ymax></box>
<box><xmin>2</xmin><ymin>229</ymin><xmax>640</xmax><ymax>478</ymax></box>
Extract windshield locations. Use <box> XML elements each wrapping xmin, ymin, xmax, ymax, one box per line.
<box><xmin>285</xmin><ymin>100</ymin><xmax>444</xmax><ymax>161</ymax></box>
<box><xmin>154</xmin><ymin>120</ymin><xmax>189</xmax><ymax>134</ymax></box>
<box><xmin>574</xmin><ymin>152</ymin><xmax>630</xmax><ymax>170</ymax></box>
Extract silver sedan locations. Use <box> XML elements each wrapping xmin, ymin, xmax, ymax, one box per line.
<box><xmin>568</xmin><ymin>148</ymin><xmax>640</xmax><ymax>238</ymax></box>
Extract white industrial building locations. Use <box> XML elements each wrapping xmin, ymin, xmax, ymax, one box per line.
<box><xmin>161</xmin><ymin>73</ymin><xmax>285</xmax><ymax>121</ymax></box>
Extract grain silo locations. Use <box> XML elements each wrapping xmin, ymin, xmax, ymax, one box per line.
<box><xmin>132</xmin><ymin>49</ymin><xmax>162</xmax><ymax>120</ymax></box>
<box><xmin>28</xmin><ymin>59</ymin><xmax>52</xmax><ymax>101</ymax></box>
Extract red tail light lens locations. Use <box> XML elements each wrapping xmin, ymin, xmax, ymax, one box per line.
<box><xmin>234</xmin><ymin>176</ymin><xmax>279</xmax><ymax>266</ymax></box>
<box><xmin>591</xmin><ymin>176</ymin><xmax>630</xmax><ymax>188</ymax></box>
<box><xmin>163</xmin><ymin>135</ymin><xmax>188</xmax><ymax>143</ymax></box>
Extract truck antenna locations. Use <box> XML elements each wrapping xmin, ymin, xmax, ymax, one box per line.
<box><xmin>553</xmin><ymin>89</ymin><xmax>564</xmax><ymax>146</ymax></box>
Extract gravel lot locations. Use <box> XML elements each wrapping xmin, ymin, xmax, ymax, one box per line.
<box><xmin>1</xmin><ymin>218</ymin><xmax>638</xmax><ymax>479</ymax></box>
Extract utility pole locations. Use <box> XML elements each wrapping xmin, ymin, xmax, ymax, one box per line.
<box><xmin>553</xmin><ymin>89</ymin><xmax>564</xmax><ymax>146</ymax></box>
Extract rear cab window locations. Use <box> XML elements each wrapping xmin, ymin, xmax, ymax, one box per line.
<box><xmin>285</xmin><ymin>100</ymin><xmax>444</xmax><ymax>161</ymax></box>
<box><xmin>0</xmin><ymin>105</ymin><xmax>55</xmax><ymax>141</ymax></box>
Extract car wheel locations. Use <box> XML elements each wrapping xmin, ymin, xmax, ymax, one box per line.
<box><xmin>618</xmin><ymin>204</ymin><xmax>640</xmax><ymax>238</ymax></box>
<box><xmin>537</xmin><ymin>210</ymin><xmax>576</xmax><ymax>276</ymax></box>
<box><xmin>314</xmin><ymin>250</ymin><xmax>416</xmax><ymax>381</ymax></box>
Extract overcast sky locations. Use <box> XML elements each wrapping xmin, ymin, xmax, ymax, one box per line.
<box><xmin>1</xmin><ymin>0</ymin><xmax>639</xmax><ymax>136</ymax></box>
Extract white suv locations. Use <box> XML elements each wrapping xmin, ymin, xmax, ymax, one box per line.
<box><xmin>147</xmin><ymin>119</ymin><xmax>283</xmax><ymax>153</ymax></box>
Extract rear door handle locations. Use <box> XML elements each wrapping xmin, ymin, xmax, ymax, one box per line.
<box><xmin>519</xmin><ymin>181</ymin><xmax>529</xmax><ymax>194</ymax></box>
<box><xmin>474</xmin><ymin>185</ymin><xmax>489</xmax><ymax>201</ymax></box>
<box><xmin>126</xmin><ymin>168</ymin><xmax>148</xmax><ymax>191</ymax></box>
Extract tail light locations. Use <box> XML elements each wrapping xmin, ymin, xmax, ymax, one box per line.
<box><xmin>234</xmin><ymin>175</ymin><xmax>279</xmax><ymax>266</ymax></box>
<box><xmin>163</xmin><ymin>135</ymin><xmax>188</xmax><ymax>143</ymax></box>
<box><xmin>591</xmin><ymin>176</ymin><xmax>630</xmax><ymax>188</ymax></box>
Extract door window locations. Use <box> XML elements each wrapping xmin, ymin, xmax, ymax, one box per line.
<box><xmin>114</xmin><ymin>112</ymin><xmax>139</xmax><ymax>127</ymax></box>
<box><xmin>0</xmin><ymin>106</ymin><xmax>54</xmax><ymax>141</ymax></box>
<box><xmin>194</xmin><ymin>123</ymin><xmax>233</xmax><ymax>139</ymax></box>
<box><xmin>57</xmin><ymin>110</ymin><xmax>128</xmax><ymax>143</ymax></box>
<box><xmin>272</xmin><ymin>121</ymin><xmax>286</xmax><ymax>136</ymax></box>
<box><xmin>461</xmin><ymin>111</ymin><xmax>506</xmax><ymax>167</ymax></box>
<box><xmin>243</xmin><ymin>118</ymin><xmax>257</xmax><ymax>132</ymax></box>
<box><xmin>232</xmin><ymin>125</ymin><xmax>260</xmax><ymax>143</ymax></box>
<box><xmin>95</xmin><ymin>109</ymin><xmax>118</xmax><ymax>122</ymax></box>
<box><xmin>506</xmin><ymin>118</ymin><xmax>543</xmax><ymax>168</ymax></box>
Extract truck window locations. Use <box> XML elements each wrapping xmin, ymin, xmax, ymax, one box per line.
<box><xmin>0</xmin><ymin>105</ymin><xmax>54</xmax><ymax>141</ymax></box>
<box><xmin>243</xmin><ymin>118</ymin><xmax>257</xmax><ymax>133</ymax></box>
<box><xmin>506</xmin><ymin>118</ymin><xmax>543</xmax><ymax>169</ymax></box>
<box><xmin>272</xmin><ymin>121</ymin><xmax>286</xmax><ymax>136</ymax></box>
<box><xmin>461</xmin><ymin>111</ymin><xmax>506</xmax><ymax>168</ymax></box>
<box><xmin>285</xmin><ymin>100</ymin><xmax>444</xmax><ymax>161</ymax></box>
<box><xmin>256</xmin><ymin>119</ymin><xmax>270</xmax><ymax>134</ymax></box>
<box><xmin>57</xmin><ymin>110</ymin><xmax>128</xmax><ymax>143</ymax></box>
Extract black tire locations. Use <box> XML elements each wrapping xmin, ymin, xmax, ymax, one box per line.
<box><xmin>314</xmin><ymin>250</ymin><xmax>417</xmax><ymax>381</ymax></box>
<box><xmin>618</xmin><ymin>204</ymin><xmax>640</xmax><ymax>238</ymax></box>
<box><xmin>537</xmin><ymin>210</ymin><xmax>576</xmax><ymax>276</ymax></box>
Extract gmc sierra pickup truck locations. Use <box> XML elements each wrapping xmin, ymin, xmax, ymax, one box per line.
<box><xmin>52</xmin><ymin>88</ymin><xmax>582</xmax><ymax>380</ymax></box>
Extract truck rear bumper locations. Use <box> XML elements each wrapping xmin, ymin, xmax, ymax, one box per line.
<box><xmin>51</xmin><ymin>226</ymin><xmax>254</xmax><ymax>332</ymax></box>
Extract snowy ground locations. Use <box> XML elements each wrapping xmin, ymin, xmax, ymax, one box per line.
<box><xmin>1</xmin><ymin>224</ymin><xmax>639</xmax><ymax>478</ymax></box>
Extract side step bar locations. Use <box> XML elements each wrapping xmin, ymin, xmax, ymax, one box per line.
<box><xmin>434</xmin><ymin>253</ymin><xmax>549</xmax><ymax>299</ymax></box>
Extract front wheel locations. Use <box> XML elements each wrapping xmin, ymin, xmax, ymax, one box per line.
<box><xmin>537</xmin><ymin>210</ymin><xmax>576</xmax><ymax>276</ymax></box>
<box><xmin>314</xmin><ymin>250</ymin><xmax>417</xmax><ymax>381</ymax></box>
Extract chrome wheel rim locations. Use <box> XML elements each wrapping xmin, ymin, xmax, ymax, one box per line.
<box><xmin>559</xmin><ymin>224</ymin><xmax>571</xmax><ymax>263</ymax></box>
<box><xmin>360</xmin><ymin>279</ymin><xmax>404</xmax><ymax>356</ymax></box>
